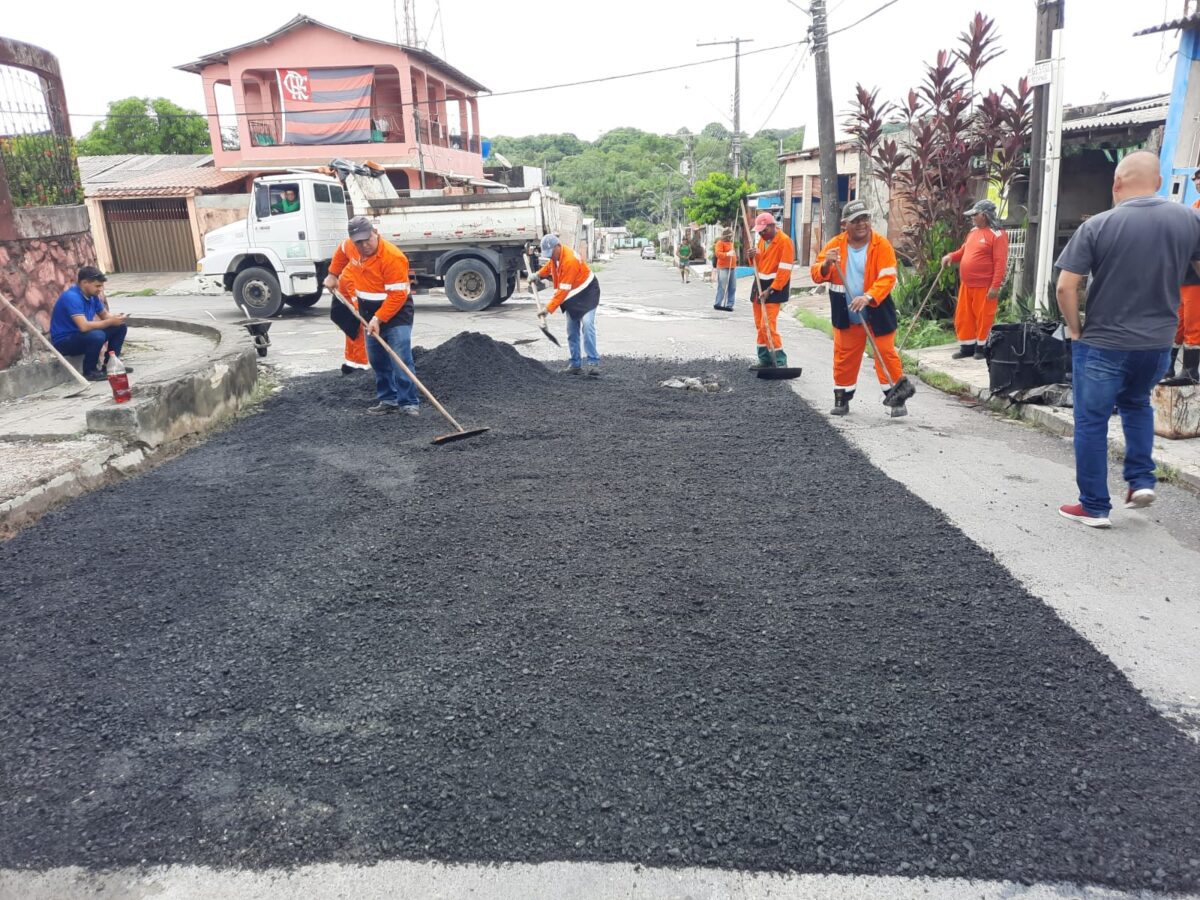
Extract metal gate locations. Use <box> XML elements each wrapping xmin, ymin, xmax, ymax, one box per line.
<box><xmin>103</xmin><ymin>199</ymin><xmax>195</xmax><ymax>272</ymax></box>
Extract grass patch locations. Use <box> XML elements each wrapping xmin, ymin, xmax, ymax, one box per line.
<box><xmin>794</xmin><ymin>307</ymin><xmax>834</xmax><ymax>339</ymax></box>
<box><xmin>898</xmin><ymin>318</ymin><xmax>956</xmax><ymax>351</ymax></box>
<box><xmin>109</xmin><ymin>288</ymin><xmax>157</xmax><ymax>298</ymax></box>
<box><xmin>900</xmin><ymin>350</ymin><xmax>974</xmax><ymax>396</ymax></box>
<box><xmin>1154</xmin><ymin>463</ymin><xmax>1180</xmax><ymax>485</ymax></box>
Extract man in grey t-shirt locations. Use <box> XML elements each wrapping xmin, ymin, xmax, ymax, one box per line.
<box><xmin>1054</xmin><ymin>150</ymin><xmax>1200</xmax><ymax>528</ymax></box>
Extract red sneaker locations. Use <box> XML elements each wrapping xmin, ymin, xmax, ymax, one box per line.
<box><xmin>1124</xmin><ymin>488</ymin><xmax>1156</xmax><ymax>510</ymax></box>
<box><xmin>1058</xmin><ymin>503</ymin><xmax>1112</xmax><ymax>529</ymax></box>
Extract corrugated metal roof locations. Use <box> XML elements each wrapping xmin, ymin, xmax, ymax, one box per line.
<box><xmin>1134</xmin><ymin>12</ymin><xmax>1200</xmax><ymax>35</ymax></box>
<box><xmin>87</xmin><ymin>166</ymin><xmax>248</xmax><ymax>197</ymax></box>
<box><xmin>1062</xmin><ymin>98</ymin><xmax>1169</xmax><ymax>133</ymax></box>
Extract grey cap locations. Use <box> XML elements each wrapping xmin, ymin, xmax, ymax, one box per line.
<box><xmin>964</xmin><ymin>199</ymin><xmax>998</xmax><ymax>217</ymax></box>
<box><xmin>841</xmin><ymin>199</ymin><xmax>870</xmax><ymax>223</ymax></box>
<box><xmin>347</xmin><ymin>216</ymin><xmax>374</xmax><ymax>241</ymax></box>
<box><xmin>540</xmin><ymin>233</ymin><xmax>561</xmax><ymax>257</ymax></box>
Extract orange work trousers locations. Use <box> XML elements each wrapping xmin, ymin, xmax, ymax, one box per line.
<box><xmin>338</xmin><ymin>276</ymin><xmax>370</xmax><ymax>369</ymax></box>
<box><xmin>954</xmin><ymin>283</ymin><xmax>998</xmax><ymax>345</ymax></box>
<box><xmin>1175</xmin><ymin>285</ymin><xmax>1200</xmax><ymax>349</ymax></box>
<box><xmin>833</xmin><ymin>324</ymin><xmax>904</xmax><ymax>390</ymax></box>
<box><xmin>753</xmin><ymin>300</ymin><xmax>783</xmax><ymax>350</ymax></box>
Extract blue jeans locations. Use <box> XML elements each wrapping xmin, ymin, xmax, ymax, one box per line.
<box><xmin>714</xmin><ymin>268</ymin><xmax>737</xmax><ymax>309</ymax></box>
<box><xmin>566</xmin><ymin>308</ymin><xmax>599</xmax><ymax>368</ymax></box>
<box><xmin>52</xmin><ymin>324</ymin><xmax>127</xmax><ymax>375</ymax></box>
<box><xmin>1071</xmin><ymin>341</ymin><xmax>1170</xmax><ymax>515</ymax></box>
<box><xmin>366</xmin><ymin>321</ymin><xmax>419</xmax><ymax>408</ymax></box>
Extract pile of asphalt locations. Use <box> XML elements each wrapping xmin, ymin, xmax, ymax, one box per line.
<box><xmin>2</xmin><ymin>333</ymin><xmax>1199</xmax><ymax>893</ymax></box>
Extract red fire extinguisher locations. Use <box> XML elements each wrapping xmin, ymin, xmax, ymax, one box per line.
<box><xmin>106</xmin><ymin>352</ymin><xmax>131</xmax><ymax>404</ymax></box>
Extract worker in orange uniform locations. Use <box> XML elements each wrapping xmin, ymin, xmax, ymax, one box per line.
<box><xmin>749</xmin><ymin>212</ymin><xmax>795</xmax><ymax>369</ymax></box>
<box><xmin>534</xmin><ymin>233</ymin><xmax>602</xmax><ymax>376</ymax></box>
<box><xmin>812</xmin><ymin>199</ymin><xmax>915</xmax><ymax>417</ymax></box>
<box><xmin>941</xmin><ymin>198</ymin><xmax>1009</xmax><ymax>360</ymax></box>
<box><xmin>336</xmin><ymin>266</ymin><xmax>370</xmax><ymax>375</ymax></box>
<box><xmin>323</xmin><ymin>216</ymin><xmax>418</xmax><ymax>415</ymax></box>
<box><xmin>712</xmin><ymin>227</ymin><xmax>737</xmax><ymax>311</ymax></box>
<box><xmin>1162</xmin><ymin>171</ymin><xmax>1200</xmax><ymax>385</ymax></box>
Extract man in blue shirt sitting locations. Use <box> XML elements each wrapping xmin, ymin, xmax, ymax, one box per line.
<box><xmin>49</xmin><ymin>266</ymin><xmax>130</xmax><ymax>381</ymax></box>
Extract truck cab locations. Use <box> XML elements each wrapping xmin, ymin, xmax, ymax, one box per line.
<box><xmin>198</xmin><ymin>172</ymin><xmax>349</xmax><ymax>317</ymax></box>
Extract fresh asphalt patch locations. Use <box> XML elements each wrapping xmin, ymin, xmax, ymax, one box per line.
<box><xmin>2</xmin><ymin>333</ymin><xmax>1198</xmax><ymax>892</ymax></box>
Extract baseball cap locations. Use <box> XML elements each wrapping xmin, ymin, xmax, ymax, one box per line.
<box><xmin>347</xmin><ymin>216</ymin><xmax>374</xmax><ymax>241</ymax></box>
<box><xmin>841</xmin><ymin>199</ymin><xmax>870</xmax><ymax>222</ymax></box>
<box><xmin>540</xmin><ymin>233</ymin><xmax>561</xmax><ymax>256</ymax></box>
<box><xmin>753</xmin><ymin>212</ymin><xmax>776</xmax><ymax>232</ymax></box>
<box><xmin>77</xmin><ymin>265</ymin><xmax>107</xmax><ymax>283</ymax></box>
<box><xmin>964</xmin><ymin>199</ymin><xmax>998</xmax><ymax>217</ymax></box>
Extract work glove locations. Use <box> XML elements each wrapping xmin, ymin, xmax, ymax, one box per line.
<box><xmin>530</xmin><ymin>277</ymin><xmax>546</xmax><ymax>292</ymax></box>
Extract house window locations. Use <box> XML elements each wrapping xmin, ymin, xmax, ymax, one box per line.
<box><xmin>269</xmin><ymin>183</ymin><xmax>301</xmax><ymax>216</ymax></box>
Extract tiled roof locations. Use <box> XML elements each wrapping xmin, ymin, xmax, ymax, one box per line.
<box><xmin>87</xmin><ymin>166</ymin><xmax>249</xmax><ymax>197</ymax></box>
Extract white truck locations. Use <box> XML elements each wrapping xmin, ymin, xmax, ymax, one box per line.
<box><xmin>197</xmin><ymin>162</ymin><xmax>576</xmax><ymax>317</ymax></box>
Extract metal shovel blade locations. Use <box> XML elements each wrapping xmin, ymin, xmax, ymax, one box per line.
<box><xmin>756</xmin><ymin>366</ymin><xmax>803</xmax><ymax>381</ymax></box>
<box><xmin>539</xmin><ymin>324</ymin><xmax>561</xmax><ymax>346</ymax></box>
<box><xmin>432</xmin><ymin>427</ymin><xmax>491</xmax><ymax>446</ymax></box>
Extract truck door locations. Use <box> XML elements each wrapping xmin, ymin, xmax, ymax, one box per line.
<box><xmin>251</xmin><ymin>181</ymin><xmax>310</xmax><ymax>267</ymax></box>
<box><xmin>310</xmin><ymin>181</ymin><xmax>349</xmax><ymax>261</ymax></box>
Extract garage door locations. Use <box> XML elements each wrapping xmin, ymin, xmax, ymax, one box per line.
<box><xmin>104</xmin><ymin>199</ymin><xmax>195</xmax><ymax>273</ymax></box>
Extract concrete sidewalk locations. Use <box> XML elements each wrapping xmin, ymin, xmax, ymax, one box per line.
<box><xmin>792</xmin><ymin>290</ymin><xmax>1200</xmax><ymax>493</ymax></box>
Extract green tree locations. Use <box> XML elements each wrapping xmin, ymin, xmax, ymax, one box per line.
<box><xmin>682</xmin><ymin>172</ymin><xmax>754</xmax><ymax>226</ymax></box>
<box><xmin>77</xmin><ymin>97</ymin><xmax>211</xmax><ymax>155</ymax></box>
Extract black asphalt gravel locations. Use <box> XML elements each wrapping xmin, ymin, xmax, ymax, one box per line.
<box><xmin>2</xmin><ymin>332</ymin><xmax>1199</xmax><ymax>892</ymax></box>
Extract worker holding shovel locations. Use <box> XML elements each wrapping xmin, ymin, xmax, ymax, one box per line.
<box><xmin>811</xmin><ymin>199</ymin><xmax>915</xmax><ymax>417</ymax></box>
<box><xmin>534</xmin><ymin>234</ymin><xmax>602</xmax><ymax>376</ymax></box>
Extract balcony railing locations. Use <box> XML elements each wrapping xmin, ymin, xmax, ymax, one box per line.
<box><xmin>234</xmin><ymin>114</ymin><xmax>481</xmax><ymax>154</ymax></box>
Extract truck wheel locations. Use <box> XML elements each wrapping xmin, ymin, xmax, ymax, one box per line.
<box><xmin>284</xmin><ymin>285</ymin><xmax>323</xmax><ymax>308</ymax></box>
<box><xmin>490</xmin><ymin>272</ymin><xmax>518</xmax><ymax>307</ymax></box>
<box><xmin>444</xmin><ymin>258</ymin><xmax>497</xmax><ymax>312</ymax></box>
<box><xmin>233</xmin><ymin>266</ymin><xmax>284</xmax><ymax>317</ymax></box>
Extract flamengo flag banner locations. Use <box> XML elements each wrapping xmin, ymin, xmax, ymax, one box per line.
<box><xmin>276</xmin><ymin>67</ymin><xmax>374</xmax><ymax>145</ymax></box>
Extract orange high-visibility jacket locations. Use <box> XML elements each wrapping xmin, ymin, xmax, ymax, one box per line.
<box><xmin>713</xmin><ymin>239</ymin><xmax>736</xmax><ymax>269</ymax></box>
<box><xmin>755</xmin><ymin>232</ymin><xmax>796</xmax><ymax>292</ymax></box>
<box><xmin>537</xmin><ymin>244</ymin><xmax>595</xmax><ymax>314</ymax></box>
<box><xmin>810</xmin><ymin>231</ymin><xmax>898</xmax><ymax>305</ymax></box>
<box><xmin>948</xmin><ymin>227</ymin><xmax>1009</xmax><ymax>290</ymax></box>
<box><xmin>330</xmin><ymin>236</ymin><xmax>411</xmax><ymax>325</ymax></box>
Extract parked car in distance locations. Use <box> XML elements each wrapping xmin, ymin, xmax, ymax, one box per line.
<box><xmin>640</xmin><ymin>245</ymin><xmax>656</xmax><ymax>259</ymax></box>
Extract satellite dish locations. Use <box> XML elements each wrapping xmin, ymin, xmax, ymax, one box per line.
<box><xmin>494</xmin><ymin>152</ymin><xmax>513</xmax><ymax>169</ymax></box>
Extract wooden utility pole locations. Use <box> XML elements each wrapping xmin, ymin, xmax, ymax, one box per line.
<box><xmin>810</xmin><ymin>0</ymin><xmax>841</xmax><ymax>242</ymax></box>
<box><xmin>1023</xmin><ymin>0</ymin><xmax>1065</xmax><ymax>298</ymax></box>
<box><xmin>697</xmin><ymin>37</ymin><xmax>754</xmax><ymax>177</ymax></box>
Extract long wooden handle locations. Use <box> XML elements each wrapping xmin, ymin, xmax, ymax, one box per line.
<box><xmin>521</xmin><ymin>249</ymin><xmax>548</xmax><ymax>315</ymax></box>
<box><xmin>331</xmin><ymin>289</ymin><xmax>465</xmax><ymax>432</ymax></box>
<box><xmin>0</xmin><ymin>291</ymin><xmax>91</xmax><ymax>388</ymax></box>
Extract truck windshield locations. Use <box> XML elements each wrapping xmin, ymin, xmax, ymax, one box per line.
<box><xmin>269</xmin><ymin>184</ymin><xmax>301</xmax><ymax>216</ymax></box>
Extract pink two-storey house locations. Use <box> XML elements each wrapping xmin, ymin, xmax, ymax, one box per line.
<box><xmin>177</xmin><ymin>15</ymin><xmax>488</xmax><ymax>190</ymax></box>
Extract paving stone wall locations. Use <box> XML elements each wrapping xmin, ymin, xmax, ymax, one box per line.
<box><xmin>0</xmin><ymin>230</ymin><xmax>97</xmax><ymax>369</ymax></box>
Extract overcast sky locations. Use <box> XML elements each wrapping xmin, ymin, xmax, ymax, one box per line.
<box><xmin>2</xmin><ymin>0</ymin><xmax>1184</xmax><ymax>144</ymax></box>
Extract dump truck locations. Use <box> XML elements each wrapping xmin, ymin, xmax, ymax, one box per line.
<box><xmin>197</xmin><ymin>160</ymin><xmax>578</xmax><ymax>317</ymax></box>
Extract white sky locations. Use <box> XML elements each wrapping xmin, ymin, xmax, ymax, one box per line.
<box><xmin>1</xmin><ymin>0</ymin><xmax>1185</xmax><ymax>144</ymax></box>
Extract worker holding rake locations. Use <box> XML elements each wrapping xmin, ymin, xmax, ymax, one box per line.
<box><xmin>811</xmin><ymin>199</ymin><xmax>915</xmax><ymax>417</ymax></box>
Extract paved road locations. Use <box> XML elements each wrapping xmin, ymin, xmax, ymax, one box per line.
<box><xmin>4</xmin><ymin>252</ymin><xmax>1197</xmax><ymax>900</ymax></box>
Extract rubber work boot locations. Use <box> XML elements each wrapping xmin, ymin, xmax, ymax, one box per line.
<box><xmin>773</xmin><ymin>349</ymin><xmax>788</xmax><ymax>367</ymax></box>
<box><xmin>973</xmin><ymin>345</ymin><xmax>987</xmax><ymax>360</ymax></box>
<box><xmin>883</xmin><ymin>375</ymin><xmax>916</xmax><ymax>408</ymax></box>
<box><xmin>749</xmin><ymin>346</ymin><xmax>773</xmax><ymax>370</ymax></box>
<box><xmin>1160</xmin><ymin>347</ymin><xmax>1180</xmax><ymax>383</ymax></box>
<box><xmin>1161</xmin><ymin>348</ymin><xmax>1200</xmax><ymax>386</ymax></box>
<box><xmin>830</xmin><ymin>389</ymin><xmax>850</xmax><ymax>416</ymax></box>
<box><xmin>951</xmin><ymin>344</ymin><xmax>974</xmax><ymax>359</ymax></box>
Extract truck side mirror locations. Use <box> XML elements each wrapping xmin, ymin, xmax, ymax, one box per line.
<box><xmin>254</xmin><ymin>185</ymin><xmax>271</xmax><ymax>220</ymax></box>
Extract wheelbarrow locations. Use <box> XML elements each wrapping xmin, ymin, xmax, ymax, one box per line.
<box><xmin>243</xmin><ymin>319</ymin><xmax>273</xmax><ymax>357</ymax></box>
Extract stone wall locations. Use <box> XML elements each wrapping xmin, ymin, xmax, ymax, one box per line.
<box><xmin>0</xmin><ymin>229</ymin><xmax>96</xmax><ymax>369</ymax></box>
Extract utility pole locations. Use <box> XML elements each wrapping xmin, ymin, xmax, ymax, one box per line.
<box><xmin>697</xmin><ymin>37</ymin><xmax>754</xmax><ymax>177</ymax></box>
<box><xmin>1032</xmin><ymin>27</ymin><xmax>1066</xmax><ymax>314</ymax></box>
<box><xmin>809</xmin><ymin>0</ymin><xmax>841</xmax><ymax>242</ymax></box>
<box><xmin>1023</xmin><ymin>0</ymin><xmax>1065</xmax><ymax>299</ymax></box>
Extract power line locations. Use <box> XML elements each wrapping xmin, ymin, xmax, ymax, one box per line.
<box><xmin>754</xmin><ymin>45</ymin><xmax>811</xmax><ymax>135</ymax></box>
<box><xmin>827</xmin><ymin>0</ymin><xmax>903</xmax><ymax>37</ymax></box>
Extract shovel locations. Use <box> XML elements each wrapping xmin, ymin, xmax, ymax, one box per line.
<box><xmin>331</xmin><ymin>289</ymin><xmax>490</xmax><ymax>445</ymax></box>
<box><xmin>0</xmin><ymin>291</ymin><xmax>94</xmax><ymax>397</ymax></box>
<box><xmin>521</xmin><ymin>250</ymin><xmax>560</xmax><ymax>346</ymax></box>
<box><xmin>739</xmin><ymin>200</ymin><xmax>802</xmax><ymax>380</ymax></box>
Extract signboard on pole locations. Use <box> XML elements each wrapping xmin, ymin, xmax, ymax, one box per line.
<box><xmin>1028</xmin><ymin>60</ymin><xmax>1053</xmax><ymax>87</ymax></box>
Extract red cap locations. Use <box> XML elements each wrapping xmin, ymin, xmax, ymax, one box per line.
<box><xmin>753</xmin><ymin>212</ymin><xmax>776</xmax><ymax>231</ymax></box>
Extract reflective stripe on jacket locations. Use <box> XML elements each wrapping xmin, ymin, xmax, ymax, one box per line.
<box><xmin>755</xmin><ymin>232</ymin><xmax>796</xmax><ymax>292</ymax></box>
<box><xmin>330</xmin><ymin>236</ymin><xmax>412</xmax><ymax>325</ymax></box>
<box><xmin>810</xmin><ymin>230</ymin><xmax>900</xmax><ymax>335</ymax></box>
